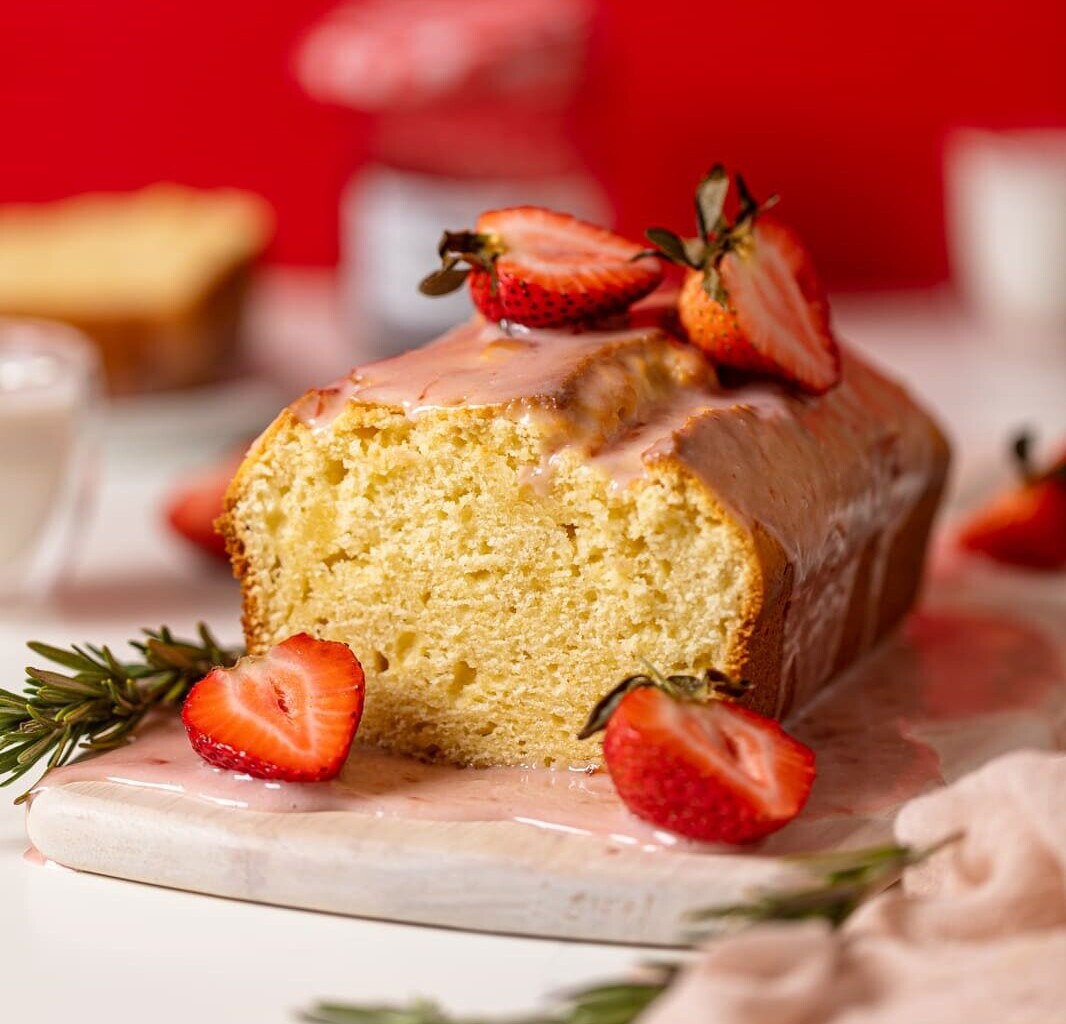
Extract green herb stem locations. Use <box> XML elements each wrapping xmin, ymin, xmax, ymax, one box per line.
<box><xmin>298</xmin><ymin>835</ymin><xmax>960</xmax><ymax>1024</ymax></box>
<box><xmin>0</xmin><ymin>624</ymin><xmax>240</xmax><ymax>802</ymax></box>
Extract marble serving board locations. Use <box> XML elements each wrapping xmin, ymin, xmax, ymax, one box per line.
<box><xmin>24</xmin><ymin>557</ymin><xmax>1066</xmax><ymax>946</ymax></box>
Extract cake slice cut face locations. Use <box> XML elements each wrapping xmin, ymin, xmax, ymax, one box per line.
<box><xmin>222</xmin><ymin>320</ymin><xmax>948</xmax><ymax>768</ymax></box>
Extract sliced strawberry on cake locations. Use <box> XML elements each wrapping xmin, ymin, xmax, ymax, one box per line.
<box><xmin>959</xmin><ymin>433</ymin><xmax>1066</xmax><ymax>571</ymax></box>
<box><xmin>645</xmin><ymin>166</ymin><xmax>840</xmax><ymax>394</ymax></box>
<box><xmin>419</xmin><ymin>206</ymin><xmax>663</xmax><ymax>328</ymax></box>
<box><xmin>579</xmin><ymin>669</ymin><xmax>816</xmax><ymax>844</ymax></box>
<box><xmin>182</xmin><ymin>633</ymin><xmax>365</xmax><ymax>781</ymax></box>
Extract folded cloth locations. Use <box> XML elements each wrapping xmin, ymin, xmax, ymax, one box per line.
<box><xmin>640</xmin><ymin>751</ymin><xmax>1066</xmax><ymax>1024</ymax></box>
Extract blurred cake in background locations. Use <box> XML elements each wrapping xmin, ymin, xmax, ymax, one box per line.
<box><xmin>0</xmin><ymin>185</ymin><xmax>273</xmax><ymax>394</ymax></box>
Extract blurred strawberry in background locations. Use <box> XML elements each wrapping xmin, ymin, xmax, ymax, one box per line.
<box><xmin>959</xmin><ymin>435</ymin><xmax>1066</xmax><ymax>571</ymax></box>
<box><xmin>165</xmin><ymin>454</ymin><xmax>244</xmax><ymax>564</ymax></box>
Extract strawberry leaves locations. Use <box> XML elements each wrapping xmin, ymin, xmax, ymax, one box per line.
<box><xmin>578</xmin><ymin>664</ymin><xmax>751</xmax><ymax>739</ymax></box>
<box><xmin>642</xmin><ymin>226</ymin><xmax>694</xmax><ymax>267</ymax></box>
<box><xmin>1013</xmin><ymin>430</ymin><xmax>1066</xmax><ymax>486</ymax></box>
<box><xmin>643</xmin><ymin>166</ymin><xmax>778</xmax><ymax>301</ymax></box>
<box><xmin>418</xmin><ymin>263</ymin><xmax>471</xmax><ymax>297</ymax></box>
<box><xmin>642</xmin><ymin>164</ymin><xmax>730</xmax><ymax>269</ymax></box>
<box><xmin>694</xmin><ymin>163</ymin><xmax>730</xmax><ymax>240</ymax></box>
<box><xmin>419</xmin><ymin>230</ymin><xmax>502</xmax><ymax>297</ymax></box>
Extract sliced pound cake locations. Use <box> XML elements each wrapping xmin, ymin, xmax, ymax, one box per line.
<box><xmin>220</xmin><ymin>319</ymin><xmax>949</xmax><ymax>768</ymax></box>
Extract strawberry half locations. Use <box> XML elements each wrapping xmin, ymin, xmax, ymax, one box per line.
<box><xmin>579</xmin><ymin>670</ymin><xmax>816</xmax><ymax>844</ymax></box>
<box><xmin>959</xmin><ymin>433</ymin><xmax>1066</xmax><ymax>571</ymax></box>
<box><xmin>182</xmin><ymin>633</ymin><xmax>365</xmax><ymax>781</ymax></box>
<box><xmin>646</xmin><ymin>166</ymin><xmax>840</xmax><ymax>395</ymax></box>
<box><xmin>165</xmin><ymin>454</ymin><xmax>243</xmax><ymax>563</ymax></box>
<box><xmin>419</xmin><ymin>206</ymin><xmax>662</xmax><ymax>329</ymax></box>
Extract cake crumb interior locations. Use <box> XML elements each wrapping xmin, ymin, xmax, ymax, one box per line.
<box><xmin>229</xmin><ymin>405</ymin><xmax>755</xmax><ymax>768</ymax></box>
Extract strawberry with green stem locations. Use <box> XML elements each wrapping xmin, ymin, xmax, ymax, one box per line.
<box><xmin>419</xmin><ymin>207</ymin><xmax>663</xmax><ymax>329</ymax></box>
<box><xmin>643</xmin><ymin>165</ymin><xmax>840</xmax><ymax>395</ymax></box>
<box><xmin>959</xmin><ymin>431</ymin><xmax>1066</xmax><ymax>570</ymax></box>
<box><xmin>579</xmin><ymin>663</ymin><xmax>816</xmax><ymax>844</ymax></box>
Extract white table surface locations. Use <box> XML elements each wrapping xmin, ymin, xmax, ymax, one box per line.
<box><xmin>1</xmin><ymin>285</ymin><xmax>1063</xmax><ymax>1022</ymax></box>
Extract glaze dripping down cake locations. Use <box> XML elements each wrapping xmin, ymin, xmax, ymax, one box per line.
<box><xmin>221</xmin><ymin>319</ymin><xmax>949</xmax><ymax>768</ymax></box>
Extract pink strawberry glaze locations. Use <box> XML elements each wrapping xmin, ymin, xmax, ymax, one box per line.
<box><xmin>28</xmin><ymin>609</ymin><xmax>1065</xmax><ymax>857</ymax></box>
<box><xmin>33</xmin><ymin>717</ymin><xmax>688</xmax><ymax>851</ymax></box>
<box><xmin>22</xmin><ymin>846</ymin><xmax>65</xmax><ymax>869</ymax></box>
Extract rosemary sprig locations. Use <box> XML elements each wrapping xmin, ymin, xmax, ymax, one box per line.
<box><xmin>687</xmin><ymin>831</ymin><xmax>962</xmax><ymax>934</ymax></box>
<box><xmin>0</xmin><ymin>623</ymin><xmax>240</xmax><ymax>802</ymax></box>
<box><xmin>300</xmin><ymin>975</ymin><xmax>672</xmax><ymax>1024</ymax></box>
<box><xmin>299</xmin><ymin>835</ymin><xmax>960</xmax><ymax>1024</ymax></box>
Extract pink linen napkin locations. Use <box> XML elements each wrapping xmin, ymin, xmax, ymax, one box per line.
<box><xmin>641</xmin><ymin>751</ymin><xmax>1066</xmax><ymax>1023</ymax></box>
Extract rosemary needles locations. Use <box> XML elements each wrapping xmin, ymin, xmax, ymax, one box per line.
<box><xmin>0</xmin><ymin>623</ymin><xmax>239</xmax><ymax>801</ymax></box>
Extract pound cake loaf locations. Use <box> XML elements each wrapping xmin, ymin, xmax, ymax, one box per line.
<box><xmin>221</xmin><ymin>318</ymin><xmax>949</xmax><ymax>768</ymax></box>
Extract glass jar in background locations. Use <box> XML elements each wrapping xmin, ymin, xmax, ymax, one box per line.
<box><xmin>0</xmin><ymin>319</ymin><xmax>100</xmax><ymax>606</ymax></box>
<box><xmin>297</xmin><ymin>0</ymin><xmax>606</xmax><ymax>357</ymax></box>
<box><xmin>340</xmin><ymin>167</ymin><xmax>608</xmax><ymax>354</ymax></box>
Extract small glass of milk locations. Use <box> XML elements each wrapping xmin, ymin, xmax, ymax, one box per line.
<box><xmin>0</xmin><ymin>319</ymin><xmax>100</xmax><ymax>606</ymax></box>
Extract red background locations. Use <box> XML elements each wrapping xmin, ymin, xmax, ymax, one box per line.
<box><xmin>3</xmin><ymin>0</ymin><xmax>1063</xmax><ymax>288</ymax></box>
